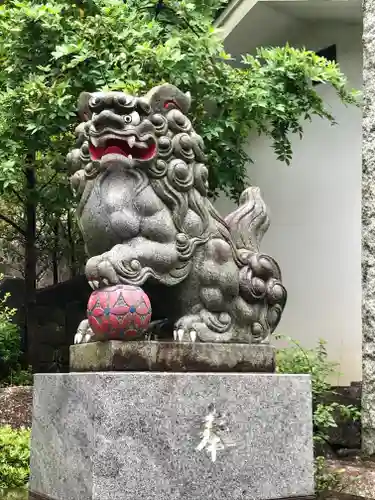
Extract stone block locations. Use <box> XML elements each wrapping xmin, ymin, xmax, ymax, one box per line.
<box><xmin>69</xmin><ymin>341</ymin><xmax>276</xmax><ymax>373</ymax></box>
<box><xmin>29</xmin><ymin>372</ymin><xmax>314</xmax><ymax>500</ymax></box>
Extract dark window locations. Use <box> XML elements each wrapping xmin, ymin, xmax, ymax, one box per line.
<box><xmin>313</xmin><ymin>44</ymin><xmax>337</xmax><ymax>86</ymax></box>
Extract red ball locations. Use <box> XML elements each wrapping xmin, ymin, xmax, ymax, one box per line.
<box><xmin>87</xmin><ymin>285</ymin><xmax>152</xmax><ymax>340</ymax></box>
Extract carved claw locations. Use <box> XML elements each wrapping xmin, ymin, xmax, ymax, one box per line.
<box><xmin>74</xmin><ymin>320</ymin><xmax>94</xmax><ymax>344</ymax></box>
<box><xmin>89</xmin><ymin>280</ymin><xmax>100</xmax><ymax>290</ymax></box>
<box><xmin>177</xmin><ymin>328</ymin><xmax>184</xmax><ymax>341</ymax></box>
<box><xmin>86</xmin><ymin>253</ymin><xmax>120</xmax><ymax>289</ymax></box>
<box><xmin>74</xmin><ymin>331</ymin><xmax>93</xmax><ymax>344</ymax></box>
<box><xmin>189</xmin><ymin>330</ymin><xmax>197</xmax><ymax>342</ymax></box>
<box><xmin>172</xmin><ymin>325</ymin><xmax>197</xmax><ymax>342</ymax></box>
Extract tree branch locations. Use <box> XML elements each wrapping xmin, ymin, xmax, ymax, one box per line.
<box><xmin>1</xmin><ymin>243</ymin><xmax>24</xmax><ymax>261</ymax></box>
<box><xmin>39</xmin><ymin>171</ymin><xmax>58</xmax><ymax>192</ymax></box>
<box><xmin>0</xmin><ymin>213</ymin><xmax>26</xmax><ymax>237</ymax></box>
<box><xmin>3</xmin><ymin>233</ymin><xmax>25</xmax><ymax>244</ymax></box>
<box><xmin>1</xmin><ymin>262</ymin><xmax>24</xmax><ymax>278</ymax></box>
<box><xmin>36</xmin><ymin>218</ymin><xmax>49</xmax><ymax>242</ymax></box>
<box><xmin>10</xmin><ymin>187</ymin><xmax>24</xmax><ymax>204</ymax></box>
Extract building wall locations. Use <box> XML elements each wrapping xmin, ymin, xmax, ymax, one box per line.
<box><xmin>215</xmin><ymin>22</ymin><xmax>362</xmax><ymax>385</ymax></box>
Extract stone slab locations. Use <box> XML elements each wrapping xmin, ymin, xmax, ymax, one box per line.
<box><xmin>30</xmin><ymin>372</ymin><xmax>314</xmax><ymax>500</ymax></box>
<box><xmin>363</xmin><ymin>0</ymin><xmax>375</xmax><ymax>455</ymax></box>
<box><xmin>69</xmin><ymin>341</ymin><xmax>276</xmax><ymax>373</ymax></box>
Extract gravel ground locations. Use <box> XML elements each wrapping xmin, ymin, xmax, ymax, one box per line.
<box><xmin>0</xmin><ymin>386</ymin><xmax>33</xmax><ymax>429</ymax></box>
<box><xmin>326</xmin><ymin>458</ymin><xmax>375</xmax><ymax>500</ymax></box>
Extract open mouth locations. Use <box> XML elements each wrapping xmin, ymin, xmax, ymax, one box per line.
<box><xmin>89</xmin><ymin>136</ymin><xmax>156</xmax><ymax>161</ymax></box>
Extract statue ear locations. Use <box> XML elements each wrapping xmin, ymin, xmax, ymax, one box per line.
<box><xmin>77</xmin><ymin>92</ymin><xmax>92</xmax><ymax>121</ymax></box>
<box><xmin>144</xmin><ymin>84</ymin><xmax>191</xmax><ymax>115</ymax></box>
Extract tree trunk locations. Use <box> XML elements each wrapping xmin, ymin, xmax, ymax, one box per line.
<box><xmin>24</xmin><ymin>165</ymin><xmax>38</xmax><ymax>372</ymax></box>
<box><xmin>52</xmin><ymin>219</ymin><xmax>59</xmax><ymax>284</ymax></box>
<box><xmin>67</xmin><ymin>209</ymin><xmax>77</xmax><ymax>278</ymax></box>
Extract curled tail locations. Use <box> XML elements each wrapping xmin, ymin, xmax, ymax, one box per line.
<box><xmin>225</xmin><ymin>186</ymin><xmax>287</xmax><ymax>340</ymax></box>
<box><xmin>224</xmin><ymin>186</ymin><xmax>270</xmax><ymax>254</ymax></box>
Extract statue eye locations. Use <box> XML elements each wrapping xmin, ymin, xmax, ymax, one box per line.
<box><xmin>123</xmin><ymin>115</ymin><xmax>132</xmax><ymax>124</ymax></box>
<box><xmin>89</xmin><ymin>96</ymin><xmax>102</xmax><ymax>109</ymax></box>
<box><xmin>114</xmin><ymin>94</ymin><xmax>130</xmax><ymax>108</ymax></box>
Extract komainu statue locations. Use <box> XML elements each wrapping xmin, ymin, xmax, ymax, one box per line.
<box><xmin>67</xmin><ymin>84</ymin><xmax>287</xmax><ymax>344</ymax></box>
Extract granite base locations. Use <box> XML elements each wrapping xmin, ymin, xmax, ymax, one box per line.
<box><xmin>29</xmin><ymin>372</ymin><xmax>314</xmax><ymax>500</ymax></box>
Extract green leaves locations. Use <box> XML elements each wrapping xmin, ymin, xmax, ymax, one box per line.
<box><xmin>0</xmin><ymin>2</ymin><xmax>357</xmax><ymax>195</ymax></box>
<box><xmin>0</xmin><ymin>426</ymin><xmax>30</xmax><ymax>490</ymax></box>
<box><xmin>52</xmin><ymin>41</ymin><xmax>85</xmax><ymax>60</ymax></box>
<box><xmin>276</xmin><ymin>336</ymin><xmax>341</xmax><ymax>398</ymax></box>
<box><xmin>276</xmin><ymin>336</ymin><xmax>362</xmax><ymax>495</ymax></box>
<box><xmin>0</xmin><ymin>0</ymin><xmax>359</xmax><ymax>280</ymax></box>
<box><xmin>276</xmin><ymin>334</ymin><xmax>361</xmax><ymax>474</ymax></box>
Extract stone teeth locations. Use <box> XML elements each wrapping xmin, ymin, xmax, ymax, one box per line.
<box><xmin>128</xmin><ymin>154</ymin><xmax>133</xmax><ymax>160</ymax></box>
<box><xmin>189</xmin><ymin>330</ymin><xmax>197</xmax><ymax>342</ymax></box>
<box><xmin>173</xmin><ymin>330</ymin><xmax>177</xmax><ymax>341</ymax></box>
<box><xmin>127</xmin><ymin>136</ymin><xmax>136</xmax><ymax>148</ymax></box>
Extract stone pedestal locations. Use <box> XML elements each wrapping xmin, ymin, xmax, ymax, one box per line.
<box><xmin>69</xmin><ymin>341</ymin><xmax>276</xmax><ymax>373</ymax></box>
<box><xmin>29</xmin><ymin>370</ymin><xmax>314</xmax><ymax>500</ymax></box>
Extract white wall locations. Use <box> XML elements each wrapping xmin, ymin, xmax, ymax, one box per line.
<box><xmin>215</xmin><ymin>22</ymin><xmax>363</xmax><ymax>385</ymax></box>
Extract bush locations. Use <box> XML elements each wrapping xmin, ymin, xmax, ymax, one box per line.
<box><xmin>1</xmin><ymin>490</ymin><xmax>28</xmax><ymax>500</ymax></box>
<box><xmin>276</xmin><ymin>336</ymin><xmax>361</xmax><ymax>496</ymax></box>
<box><xmin>0</xmin><ymin>291</ymin><xmax>21</xmax><ymax>372</ymax></box>
<box><xmin>277</xmin><ymin>337</ymin><xmax>360</xmax><ymax>443</ymax></box>
<box><xmin>1</xmin><ymin>367</ymin><xmax>33</xmax><ymax>388</ymax></box>
<box><xmin>0</xmin><ymin>426</ymin><xmax>30</xmax><ymax>490</ymax></box>
<box><xmin>0</xmin><ymin>275</ymin><xmax>32</xmax><ymax>387</ymax></box>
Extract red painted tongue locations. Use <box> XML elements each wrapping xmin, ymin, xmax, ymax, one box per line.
<box><xmin>89</xmin><ymin>144</ymin><xmax>104</xmax><ymax>160</ymax></box>
<box><xmin>105</xmin><ymin>145</ymin><xmax>125</xmax><ymax>155</ymax></box>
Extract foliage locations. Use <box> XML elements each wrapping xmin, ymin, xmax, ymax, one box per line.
<box><xmin>0</xmin><ymin>426</ymin><xmax>30</xmax><ymax>490</ymax></box>
<box><xmin>0</xmin><ymin>204</ymin><xmax>85</xmax><ymax>284</ymax></box>
<box><xmin>0</xmin><ymin>274</ymin><xmax>32</xmax><ymax>386</ymax></box>
<box><xmin>277</xmin><ymin>337</ymin><xmax>360</xmax><ymax>442</ymax></box>
<box><xmin>1</xmin><ymin>367</ymin><xmax>33</xmax><ymax>388</ymax></box>
<box><xmin>313</xmin><ymin>401</ymin><xmax>361</xmax><ymax>443</ymax></box>
<box><xmin>0</xmin><ymin>275</ymin><xmax>21</xmax><ymax>380</ymax></box>
<box><xmin>277</xmin><ymin>337</ymin><xmax>337</xmax><ymax>398</ymax></box>
<box><xmin>0</xmin><ymin>294</ymin><xmax>20</xmax><ymax>370</ymax></box>
<box><xmin>0</xmin><ymin>489</ymin><xmax>28</xmax><ymax>500</ymax></box>
<box><xmin>314</xmin><ymin>456</ymin><xmax>343</xmax><ymax>498</ymax></box>
<box><xmin>0</xmin><ymin>0</ymin><xmax>359</xmax><ymax>201</ymax></box>
<box><xmin>276</xmin><ymin>337</ymin><xmax>361</xmax><ymax>496</ymax></box>
<box><xmin>314</xmin><ymin>456</ymin><xmax>363</xmax><ymax>499</ymax></box>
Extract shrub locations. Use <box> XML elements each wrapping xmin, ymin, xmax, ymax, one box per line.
<box><xmin>276</xmin><ymin>336</ymin><xmax>361</xmax><ymax>496</ymax></box>
<box><xmin>276</xmin><ymin>337</ymin><xmax>360</xmax><ymax>443</ymax></box>
<box><xmin>0</xmin><ymin>290</ymin><xmax>21</xmax><ymax>373</ymax></box>
<box><xmin>314</xmin><ymin>456</ymin><xmax>343</xmax><ymax>496</ymax></box>
<box><xmin>0</xmin><ymin>426</ymin><xmax>30</xmax><ymax>490</ymax></box>
<box><xmin>1</xmin><ymin>490</ymin><xmax>28</xmax><ymax>500</ymax></box>
<box><xmin>0</xmin><ymin>275</ymin><xmax>32</xmax><ymax>387</ymax></box>
<box><xmin>2</xmin><ymin>367</ymin><xmax>33</xmax><ymax>388</ymax></box>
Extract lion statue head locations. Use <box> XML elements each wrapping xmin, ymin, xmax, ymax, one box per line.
<box><xmin>67</xmin><ymin>83</ymin><xmax>240</xmax><ymax>260</ymax></box>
